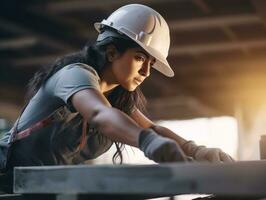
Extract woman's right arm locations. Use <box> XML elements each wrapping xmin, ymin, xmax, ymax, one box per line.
<box><xmin>71</xmin><ymin>88</ymin><xmax>188</xmax><ymax>163</ymax></box>
<box><xmin>71</xmin><ymin>88</ymin><xmax>142</xmax><ymax>147</ymax></box>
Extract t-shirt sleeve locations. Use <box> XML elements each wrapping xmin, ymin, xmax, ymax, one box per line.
<box><xmin>52</xmin><ymin>64</ymin><xmax>101</xmax><ymax>111</ymax></box>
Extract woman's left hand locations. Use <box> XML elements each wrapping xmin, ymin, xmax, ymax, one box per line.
<box><xmin>193</xmin><ymin>146</ymin><xmax>235</xmax><ymax>162</ymax></box>
<box><xmin>182</xmin><ymin>141</ymin><xmax>235</xmax><ymax>163</ymax></box>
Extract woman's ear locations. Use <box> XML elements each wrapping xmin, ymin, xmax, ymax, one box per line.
<box><xmin>106</xmin><ymin>44</ymin><xmax>119</xmax><ymax>62</ymax></box>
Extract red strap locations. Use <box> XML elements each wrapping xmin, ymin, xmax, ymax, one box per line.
<box><xmin>14</xmin><ymin>116</ymin><xmax>54</xmax><ymax>141</ymax></box>
<box><xmin>79</xmin><ymin>119</ymin><xmax>87</xmax><ymax>150</ymax></box>
<box><xmin>13</xmin><ymin>111</ymin><xmax>88</xmax><ymax>151</ymax></box>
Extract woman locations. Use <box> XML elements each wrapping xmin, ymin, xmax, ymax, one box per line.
<box><xmin>0</xmin><ymin>3</ymin><xmax>233</xmax><ymax>192</ymax></box>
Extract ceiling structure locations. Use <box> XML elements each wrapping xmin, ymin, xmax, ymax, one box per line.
<box><xmin>1</xmin><ymin>0</ymin><xmax>266</xmax><ymax>120</ymax></box>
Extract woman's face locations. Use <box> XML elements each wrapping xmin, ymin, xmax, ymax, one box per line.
<box><xmin>111</xmin><ymin>47</ymin><xmax>156</xmax><ymax>91</ymax></box>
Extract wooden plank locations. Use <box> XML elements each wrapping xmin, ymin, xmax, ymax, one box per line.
<box><xmin>170</xmin><ymin>39</ymin><xmax>266</xmax><ymax>56</ymax></box>
<box><xmin>170</xmin><ymin>14</ymin><xmax>262</xmax><ymax>31</ymax></box>
<box><xmin>0</xmin><ymin>194</ymin><xmax>23</xmax><ymax>200</ymax></box>
<box><xmin>43</xmin><ymin>0</ymin><xmax>178</xmax><ymax>13</ymax></box>
<box><xmin>14</xmin><ymin>161</ymin><xmax>266</xmax><ymax>197</ymax></box>
<box><xmin>0</xmin><ymin>18</ymin><xmax>74</xmax><ymax>52</ymax></box>
<box><xmin>0</xmin><ymin>37</ymin><xmax>38</xmax><ymax>50</ymax></box>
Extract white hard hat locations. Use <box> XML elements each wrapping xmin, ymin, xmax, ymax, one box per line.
<box><xmin>94</xmin><ymin>4</ymin><xmax>174</xmax><ymax>77</ymax></box>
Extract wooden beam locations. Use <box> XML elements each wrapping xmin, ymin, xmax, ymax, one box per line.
<box><xmin>184</xmin><ymin>87</ymin><xmax>266</xmax><ymax>106</ymax></box>
<box><xmin>144</xmin><ymin>81</ymin><xmax>266</xmax><ymax>114</ymax></box>
<box><xmin>0</xmin><ymin>19</ymin><xmax>30</xmax><ymax>35</ymax></box>
<box><xmin>14</xmin><ymin>161</ymin><xmax>266</xmax><ymax>196</ymax></box>
<box><xmin>192</xmin><ymin>0</ymin><xmax>212</xmax><ymax>14</ymax></box>
<box><xmin>0</xmin><ymin>37</ymin><xmax>38</xmax><ymax>50</ymax></box>
<box><xmin>43</xmin><ymin>0</ymin><xmax>181</xmax><ymax>13</ymax></box>
<box><xmin>169</xmin><ymin>39</ymin><xmax>266</xmax><ymax>55</ymax></box>
<box><xmin>252</xmin><ymin>0</ymin><xmax>266</xmax><ymax>21</ymax></box>
<box><xmin>9</xmin><ymin>54</ymin><xmax>67</xmax><ymax>68</ymax></box>
<box><xmin>178</xmin><ymin>78</ymin><xmax>266</xmax><ymax>92</ymax></box>
<box><xmin>170</xmin><ymin>14</ymin><xmax>262</xmax><ymax>31</ymax></box>
<box><xmin>0</xmin><ymin>18</ymin><xmax>74</xmax><ymax>51</ymax></box>
<box><xmin>170</xmin><ymin>50</ymin><xmax>266</xmax><ymax>65</ymax></box>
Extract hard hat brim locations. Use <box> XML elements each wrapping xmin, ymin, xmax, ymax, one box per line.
<box><xmin>139</xmin><ymin>43</ymin><xmax>174</xmax><ymax>77</ymax></box>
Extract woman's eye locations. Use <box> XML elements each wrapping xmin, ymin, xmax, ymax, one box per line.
<box><xmin>135</xmin><ymin>55</ymin><xmax>146</xmax><ymax>62</ymax></box>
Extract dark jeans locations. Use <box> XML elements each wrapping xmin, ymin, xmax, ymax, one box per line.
<box><xmin>2</xmin><ymin>130</ymin><xmax>57</xmax><ymax>193</ymax></box>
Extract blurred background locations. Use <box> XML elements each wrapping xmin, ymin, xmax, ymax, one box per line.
<box><xmin>1</xmin><ymin>0</ymin><xmax>266</xmax><ymax>167</ymax></box>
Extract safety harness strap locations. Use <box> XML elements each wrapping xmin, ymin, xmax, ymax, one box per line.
<box><xmin>10</xmin><ymin>107</ymin><xmax>87</xmax><ymax>150</ymax></box>
<box><xmin>10</xmin><ymin>106</ymin><xmax>66</xmax><ymax>143</ymax></box>
<box><xmin>14</xmin><ymin>115</ymin><xmax>55</xmax><ymax>141</ymax></box>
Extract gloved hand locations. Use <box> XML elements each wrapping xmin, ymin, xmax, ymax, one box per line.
<box><xmin>182</xmin><ymin>141</ymin><xmax>234</xmax><ymax>162</ymax></box>
<box><xmin>138</xmin><ymin>129</ymin><xmax>188</xmax><ymax>163</ymax></box>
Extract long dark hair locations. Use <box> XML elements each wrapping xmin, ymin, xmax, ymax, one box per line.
<box><xmin>26</xmin><ymin>35</ymin><xmax>147</xmax><ymax>164</ymax></box>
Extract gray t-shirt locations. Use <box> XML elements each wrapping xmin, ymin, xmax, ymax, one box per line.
<box><xmin>18</xmin><ymin>62</ymin><xmax>101</xmax><ymax>131</ymax></box>
<box><xmin>0</xmin><ymin>63</ymin><xmax>113</xmax><ymax>163</ymax></box>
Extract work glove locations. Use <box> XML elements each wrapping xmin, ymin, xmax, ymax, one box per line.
<box><xmin>138</xmin><ymin>129</ymin><xmax>188</xmax><ymax>163</ymax></box>
<box><xmin>182</xmin><ymin>141</ymin><xmax>234</xmax><ymax>162</ymax></box>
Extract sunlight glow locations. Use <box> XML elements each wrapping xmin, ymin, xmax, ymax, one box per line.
<box><xmin>94</xmin><ymin>116</ymin><xmax>238</xmax><ymax>164</ymax></box>
<box><xmin>158</xmin><ymin>116</ymin><xmax>238</xmax><ymax>158</ymax></box>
